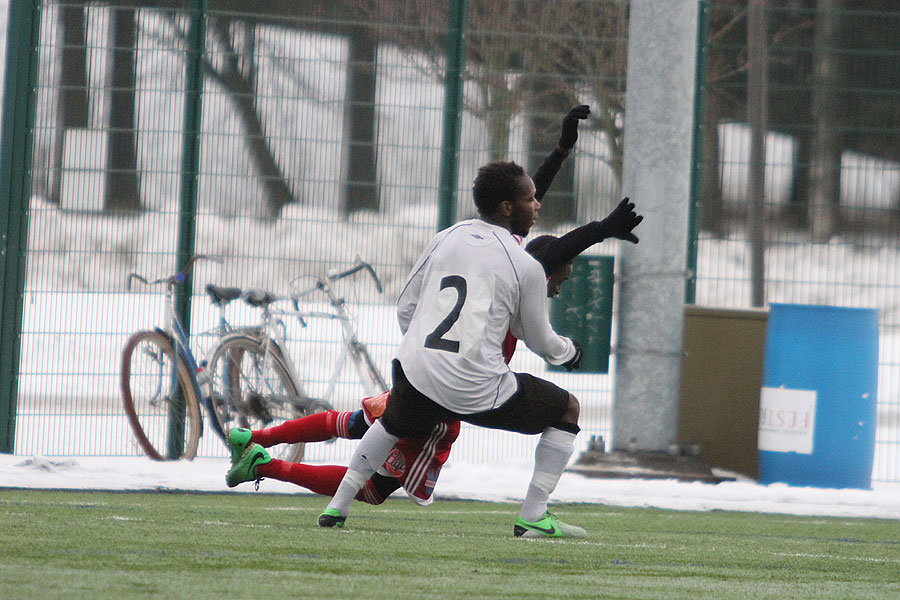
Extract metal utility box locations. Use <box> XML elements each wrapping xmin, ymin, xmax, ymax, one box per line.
<box><xmin>678</xmin><ymin>305</ymin><xmax>768</xmax><ymax>479</ymax></box>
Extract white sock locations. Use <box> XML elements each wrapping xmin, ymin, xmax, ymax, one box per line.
<box><xmin>326</xmin><ymin>419</ymin><xmax>399</xmax><ymax>516</ymax></box>
<box><xmin>519</xmin><ymin>427</ymin><xmax>576</xmax><ymax>522</ymax></box>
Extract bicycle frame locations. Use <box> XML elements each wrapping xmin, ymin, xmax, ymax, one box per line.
<box><xmin>164</xmin><ymin>289</ymin><xmax>213</xmax><ymax>439</ymax></box>
<box><xmin>289</xmin><ymin>257</ymin><xmax>389</xmax><ymax>404</ymax></box>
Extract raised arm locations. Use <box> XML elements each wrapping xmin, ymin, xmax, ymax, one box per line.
<box><xmin>531</xmin><ymin>105</ymin><xmax>590</xmax><ymax>201</ymax></box>
<box><xmin>530</xmin><ymin>198</ymin><xmax>643</xmax><ymax>276</ymax></box>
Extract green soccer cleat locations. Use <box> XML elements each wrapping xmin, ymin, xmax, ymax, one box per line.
<box><xmin>225</xmin><ymin>443</ymin><xmax>271</xmax><ymax>488</ymax></box>
<box><xmin>513</xmin><ymin>511</ymin><xmax>586</xmax><ymax>539</ymax></box>
<box><xmin>226</xmin><ymin>427</ymin><xmax>253</xmax><ymax>463</ymax></box>
<box><xmin>317</xmin><ymin>508</ymin><xmax>346</xmax><ymax>528</ymax></box>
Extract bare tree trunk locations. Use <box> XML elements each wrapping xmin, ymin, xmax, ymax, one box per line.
<box><xmin>528</xmin><ymin>84</ymin><xmax>575</xmax><ymax>226</ymax></box>
<box><xmin>789</xmin><ymin>121</ymin><xmax>811</xmax><ymax>228</ymax></box>
<box><xmin>344</xmin><ymin>27</ymin><xmax>379</xmax><ymax>215</ymax></box>
<box><xmin>207</xmin><ymin>16</ymin><xmax>293</xmax><ymax>220</ymax></box>
<box><xmin>485</xmin><ymin>102</ymin><xmax>511</xmax><ymax>163</ymax></box>
<box><xmin>808</xmin><ymin>0</ymin><xmax>842</xmax><ymax>241</ymax></box>
<box><xmin>105</xmin><ymin>7</ymin><xmax>141</xmax><ymax>211</ymax></box>
<box><xmin>480</xmin><ymin>49</ymin><xmax>513</xmax><ymax>162</ymax></box>
<box><xmin>47</xmin><ymin>3</ymin><xmax>90</xmax><ymax>205</ymax></box>
<box><xmin>598</xmin><ymin>104</ymin><xmax>624</xmax><ymax>196</ymax></box>
<box><xmin>699</xmin><ymin>95</ymin><xmax>723</xmax><ymax>235</ymax></box>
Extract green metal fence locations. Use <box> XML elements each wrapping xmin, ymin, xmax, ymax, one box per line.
<box><xmin>0</xmin><ymin>0</ymin><xmax>627</xmax><ymax>463</ymax></box>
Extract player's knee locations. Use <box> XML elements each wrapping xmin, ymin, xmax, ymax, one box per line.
<box><xmin>564</xmin><ymin>393</ymin><xmax>580</xmax><ymax>422</ymax></box>
<box><xmin>553</xmin><ymin>394</ymin><xmax>580</xmax><ymax>434</ymax></box>
<box><xmin>347</xmin><ymin>410</ymin><xmax>370</xmax><ymax>439</ymax></box>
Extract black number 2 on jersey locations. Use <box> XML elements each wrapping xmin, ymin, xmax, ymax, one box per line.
<box><xmin>424</xmin><ymin>275</ymin><xmax>467</xmax><ymax>353</ymax></box>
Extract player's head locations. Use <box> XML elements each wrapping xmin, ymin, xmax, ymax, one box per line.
<box><xmin>473</xmin><ymin>160</ymin><xmax>539</xmax><ymax>237</ymax></box>
<box><xmin>524</xmin><ymin>234</ymin><xmax>574</xmax><ymax>298</ymax></box>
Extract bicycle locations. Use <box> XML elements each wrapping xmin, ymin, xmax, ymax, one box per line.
<box><xmin>204</xmin><ymin>257</ymin><xmax>388</xmax><ymax>462</ymax></box>
<box><xmin>119</xmin><ymin>254</ymin><xmax>240</xmax><ymax>460</ymax></box>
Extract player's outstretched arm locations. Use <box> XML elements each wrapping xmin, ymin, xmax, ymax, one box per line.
<box><xmin>532</xmin><ymin>104</ymin><xmax>591</xmax><ymax>201</ymax></box>
<box><xmin>530</xmin><ymin>198</ymin><xmax>643</xmax><ymax>276</ymax></box>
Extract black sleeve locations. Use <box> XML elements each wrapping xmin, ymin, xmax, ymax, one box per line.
<box><xmin>531</xmin><ymin>148</ymin><xmax>569</xmax><ymax>201</ymax></box>
<box><xmin>531</xmin><ymin>221</ymin><xmax>605</xmax><ymax>276</ymax></box>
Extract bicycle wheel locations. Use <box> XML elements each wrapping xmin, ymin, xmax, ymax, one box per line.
<box><xmin>206</xmin><ymin>333</ymin><xmax>319</xmax><ymax>462</ymax></box>
<box><xmin>120</xmin><ymin>330</ymin><xmax>202</xmax><ymax>460</ymax></box>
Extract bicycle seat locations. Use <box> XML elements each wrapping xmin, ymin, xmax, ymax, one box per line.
<box><xmin>242</xmin><ymin>288</ymin><xmax>278</xmax><ymax>308</ymax></box>
<box><xmin>206</xmin><ymin>284</ymin><xmax>243</xmax><ymax>306</ymax></box>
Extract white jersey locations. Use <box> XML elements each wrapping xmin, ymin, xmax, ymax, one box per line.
<box><xmin>396</xmin><ymin>219</ymin><xmax>576</xmax><ymax>413</ymax></box>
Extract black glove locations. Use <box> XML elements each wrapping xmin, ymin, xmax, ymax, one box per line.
<box><xmin>597</xmin><ymin>197</ymin><xmax>643</xmax><ymax>244</ymax></box>
<box><xmin>563</xmin><ymin>339</ymin><xmax>583</xmax><ymax>372</ymax></box>
<box><xmin>557</xmin><ymin>105</ymin><xmax>591</xmax><ymax>152</ymax></box>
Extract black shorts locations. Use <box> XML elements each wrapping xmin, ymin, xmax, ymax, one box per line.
<box><xmin>380</xmin><ymin>360</ymin><xmax>570</xmax><ymax>437</ymax></box>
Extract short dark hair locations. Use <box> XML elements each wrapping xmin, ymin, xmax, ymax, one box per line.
<box><xmin>472</xmin><ymin>160</ymin><xmax>528</xmax><ymax>215</ymax></box>
<box><xmin>524</xmin><ymin>234</ymin><xmax>558</xmax><ymax>256</ymax></box>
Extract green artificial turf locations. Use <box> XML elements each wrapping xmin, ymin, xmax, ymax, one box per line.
<box><xmin>1</xmin><ymin>489</ymin><xmax>898</xmax><ymax>599</ymax></box>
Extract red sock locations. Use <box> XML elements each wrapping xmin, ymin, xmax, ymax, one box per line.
<box><xmin>256</xmin><ymin>460</ymin><xmax>385</xmax><ymax>505</ymax></box>
<box><xmin>251</xmin><ymin>410</ymin><xmax>351</xmax><ymax>447</ymax></box>
<box><xmin>258</xmin><ymin>460</ymin><xmax>347</xmax><ymax>496</ymax></box>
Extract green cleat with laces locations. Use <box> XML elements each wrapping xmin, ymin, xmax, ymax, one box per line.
<box><xmin>226</xmin><ymin>443</ymin><xmax>271</xmax><ymax>488</ymax></box>
<box><xmin>513</xmin><ymin>511</ymin><xmax>586</xmax><ymax>539</ymax></box>
<box><xmin>226</xmin><ymin>428</ymin><xmax>253</xmax><ymax>464</ymax></box>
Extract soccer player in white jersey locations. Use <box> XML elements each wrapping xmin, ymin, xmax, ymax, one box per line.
<box><xmin>318</xmin><ymin>160</ymin><xmax>642</xmax><ymax>537</ymax></box>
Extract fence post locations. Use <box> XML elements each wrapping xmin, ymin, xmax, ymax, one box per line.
<box><xmin>437</xmin><ymin>0</ymin><xmax>468</xmax><ymax>231</ymax></box>
<box><xmin>176</xmin><ymin>0</ymin><xmax>206</xmax><ymax>332</ymax></box>
<box><xmin>0</xmin><ymin>0</ymin><xmax>40</xmax><ymax>454</ymax></box>
<box><xmin>163</xmin><ymin>0</ymin><xmax>206</xmax><ymax>457</ymax></box>
<box><xmin>747</xmin><ymin>0</ymin><xmax>768</xmax><ymax>307</ymax></box>
<box><xmin>685</xmin><ymin>0</ymin><xmax>709</xmax><ymax>305</ymax></box>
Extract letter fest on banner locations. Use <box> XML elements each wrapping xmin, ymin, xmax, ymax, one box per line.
<box><xmin>758</xmin><ymin>386</ymin><xmax>817</xmax><ymax>454</ymax></box>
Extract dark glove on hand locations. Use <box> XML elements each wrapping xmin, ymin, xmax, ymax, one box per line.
<box><xmin>598</xmin><ymin>197</ymin><xmax>643</xmax><ymax>244</ymax></box>
<box><xmin>557</xmin><ymin>105</ymin><xmax>591</xmax><ymax>152</ymax></box>
<box><xmin>563</xmin><ymin>339</ymin><xmax>583</xmax><ymax>372</ymax></box>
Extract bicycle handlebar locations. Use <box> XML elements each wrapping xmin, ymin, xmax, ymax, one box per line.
<box><xmin>126</xmin><ymin>254</ymin><xmax>223</xmax><ymax>291</ymax></box>
<box><xmin>325</xmin><ymin>255</ymin><xmax>383</xmax><ymax>293</ymax></box>
<box><xmin>291</xmin><ymin>255</ymin><xmax>383</xmax><ymax>298</ymax></box>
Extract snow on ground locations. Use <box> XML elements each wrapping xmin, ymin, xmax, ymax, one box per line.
<box><xmin>3</xmin><ymin>453</ymin><xmax>900</xmax><ymax>521</ymax></box>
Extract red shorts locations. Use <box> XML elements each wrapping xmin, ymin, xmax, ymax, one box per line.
<box><xmin>361</xmin><ymin>392</ymin><xmax>460</xmax><ymax>505</ymax></box>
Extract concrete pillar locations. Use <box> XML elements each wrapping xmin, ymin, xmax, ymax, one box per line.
<box><xmin>613</xmin><ymin>0</ymin><xmax>700</xmax><ymax>452</ymax></box>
